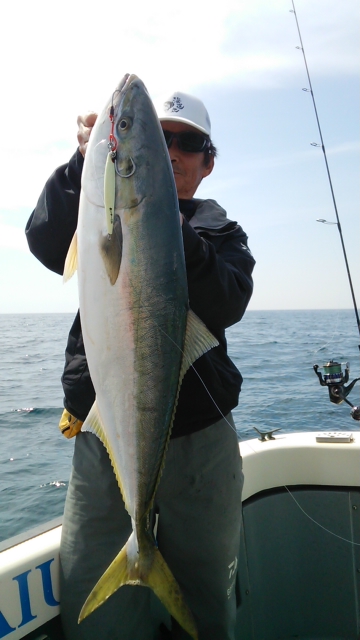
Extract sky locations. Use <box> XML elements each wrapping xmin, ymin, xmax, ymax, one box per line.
<box><xmin>0</xmin><ymin>0</ymin><xmax>358</xmax><ymax>313</ymax></box>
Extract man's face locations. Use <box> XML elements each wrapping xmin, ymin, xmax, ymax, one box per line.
<box><xmin>160</xmin><ymin>121</ymin><xmax>214</xmax><ymax>199</ymax></box>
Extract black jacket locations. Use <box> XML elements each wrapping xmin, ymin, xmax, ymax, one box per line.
<box><xmin>26</xmin><ymin>150</ymin><xmax>255</xmax><ymax>437</ymax></box>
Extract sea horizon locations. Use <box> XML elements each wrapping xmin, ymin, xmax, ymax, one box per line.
<box><xmin>0</xmin><ymin>308</ymin><xmax>356</xmax><ymax>315</ymax></box>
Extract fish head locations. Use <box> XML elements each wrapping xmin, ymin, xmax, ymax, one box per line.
<box><xmin>80</xmin><ymin>73</ymin><xmax>130</xmax><ymax>210</ymax></box>
<box><xmin>112</xmin><ymin>74</ymin><xmax>177</xmax><ymax>214</ymax></box>
<box><xmin>82</xmin><ymin>73</ymin><xmax>177</xmax><ymax>221</ymax></box>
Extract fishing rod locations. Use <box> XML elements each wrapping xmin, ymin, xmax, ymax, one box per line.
<box><xmin>290</xmin><ymin>1</ymin><xmax>360</xmax><ymax>420</ymax></box>
<box><xmin>290</xmin><ymin>0</ymin><xmax>359</xmax><ymax>335</ymax></box>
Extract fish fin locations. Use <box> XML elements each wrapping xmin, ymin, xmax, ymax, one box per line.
<box><xmin>100</xmin><ymin>214</ymin><xmax>123</xmax><ymax>285</ymax></box>
<box><xmin>63</xmin><ymin>231</ymin><xmax>78</xmax><ymax>282</ymax></box>
<box><xmin>180</xmin><ymin>309</ymin><xmax>219</xmax><ymax>381</ymax></box>
<box><xmin>79</xmin><ymin>532</ymin><xmax>198</xmax><ymax>640</ymax></box>
<box><xmin>78</xmin><ymin>541</ymin><xmax>129</xmax><ymax>623</ymax></box>
<box><xmin>81</xmin><ymin>401</ymin><xmax>128</xmax><ymax>510</ymax></box>
<box><xmin>149</xmin><ymin>311</ymin><xmax>219</xmax><ymax>504</ymax></box>
<box><xmin>146</xmin><ymin>547</ymin><xmax>198</xmax><ymax>640</ymax></box>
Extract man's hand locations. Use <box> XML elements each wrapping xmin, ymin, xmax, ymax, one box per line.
<box><xmin>77</xmin><ymin>113</ymin><xmax>98</xmax><ymax>157</ymax></box>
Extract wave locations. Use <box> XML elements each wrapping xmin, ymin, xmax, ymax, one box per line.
<box><xmin>0</xmin><ymin>406</ymin><xmax>63</xmax><ymax>430</ymax></box>
<box><xmin>9</xmin><ymin>407</ymin><xmax>62</xmax><ymax>416</ymax></box>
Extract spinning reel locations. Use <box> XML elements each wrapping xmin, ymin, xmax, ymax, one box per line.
<box><xmin>313</xmin><ymin>360</ymin><xmax>360</xmax><ymax>421</ymax></box>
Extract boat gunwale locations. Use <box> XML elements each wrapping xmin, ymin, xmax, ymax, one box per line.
<box><xmin>0</xmin><ymin>516</ymin><xmax>62</xmax><ymax>554</ymax></box>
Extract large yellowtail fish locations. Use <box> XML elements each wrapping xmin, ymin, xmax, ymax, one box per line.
<box><xmin>64</xmin><ymin>74</ymin><xmax>218</xmax><ymax>639</ymax></box>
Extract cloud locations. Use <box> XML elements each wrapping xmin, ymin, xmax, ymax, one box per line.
<box><xmin>221</xmin><ymin>0</ymin><xmax>359</xmax><ymax>81</ymax></box>
<box><xmin>1</xmin><ymin>1</ymin><xmax>357</xmax><ymax>174</ymax></box>
<box><xmin>327</xmin><ymin>141</ymin><xmax>360</xmax><ymax>156</ymax></box>
<box><xmin>2</xmin><ymin>0</ymin><xmax>357</xmax><ymax>118</ymax></box>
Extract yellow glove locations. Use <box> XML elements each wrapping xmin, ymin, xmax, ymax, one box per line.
<box><xmin>59</xmin><ymin>409</ymin><xmax>83</xmax><ymax>439</ymax></box>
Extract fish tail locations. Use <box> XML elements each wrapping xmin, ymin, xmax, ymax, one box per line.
<box><xmin>78</xmin><ymin>531</ymin><xmax>198</xmax><ymax>640</ymax></box>
<box><xmin>146</xmin><ymin>543</ymin><xmax>198</xmax><ymax>640</ymax></box>
<box><xmin>78</xmin><ymin>542</ymin><xmax>128</xmax><ymax>623</ymax></box>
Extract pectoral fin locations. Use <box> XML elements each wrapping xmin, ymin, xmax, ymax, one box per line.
<box><xmin>100</xmin><ymin>214</ymin><xmax>123</xmax><ymax>285</ymax></box>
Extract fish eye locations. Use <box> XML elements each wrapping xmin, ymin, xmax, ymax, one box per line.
<box><xmin>118</xmin><ymin>118</ymin><xmax>130</xmax><ymax>131</ymax></box>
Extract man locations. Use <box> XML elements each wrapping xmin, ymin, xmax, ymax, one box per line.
<box><xmin>26</xmin><ymin>90</ymin><xmax>255</xmax><ymax>640</ymax></box>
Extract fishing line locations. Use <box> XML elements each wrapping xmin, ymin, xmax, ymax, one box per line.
<box><xmin>152</xmin><ymin>315</ymin><xmax>360</xmax><ymax>542</ymax></box>
<box><xmin>284</xmin><ymin>486</ymin><xmax>360</xmax><ymax>546</ymax></box>
<box><xmin>189</xmin><ymin>362</ymin><xmax>244</xmax><ymax>438</ymax></box>
<box><xmin>180</xmin><ymin>315</ymin><xmax>357</xmax><ymax>532</ymax></box>
<box><xmin>186</xmin><ymin>360</ymin><xmax>260</xmax><ymax>454</ymax></box>
<box><xmin>148</xmin><ymin>314</ymin><xmax>258</xmax><ymax>450</ymax></box>
<box><xmin>150</xmin><ymin>315</ymin><xmax>238</xmax><ymax>436</ymax></box>
<box><xmin>311</xmin><ymin>311</ymin><xmax>342</xmax><ymax>356</ymax></box>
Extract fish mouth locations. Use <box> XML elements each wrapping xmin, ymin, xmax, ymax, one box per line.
<box><xmin>116</xmin><ymin>73</ymin><xmax>140</xmax><ymax>100</ymax></box>
<box><xmin>119</xmin><ymin>73</ymin><xmax>131</xmax><ymax>91</ymax></box>
<box><xmin>124</xmin><ymin>73</ymin><xmax>140</xmax><ymax>87</ymax></box>
<box><xmin>110</xmin><ymin>73</ymin><xmax>139</xmax><ymax>113</ymax></box>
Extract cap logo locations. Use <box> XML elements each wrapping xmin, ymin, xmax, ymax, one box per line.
<box><xmin>164</xmin><ymin>96</ymin><xmax>184</xmax><ymax>113</ymax></box>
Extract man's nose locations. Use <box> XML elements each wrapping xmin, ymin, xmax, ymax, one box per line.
<box><xmin>168</xmin><ymin>139</ymin><xmax>181</xmax><ymax>161</ymax></box>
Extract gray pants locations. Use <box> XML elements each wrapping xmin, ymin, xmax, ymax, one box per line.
<box><xmin>60</xmin><ymin>415</ymin><xmax>243</xmax><ymax>640</ymax></box>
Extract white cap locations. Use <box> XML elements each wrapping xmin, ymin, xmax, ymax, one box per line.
<box><xmin>157</xmin><ymin>91</ymin><xmax>211</xmax><ymax>136</ymax></box>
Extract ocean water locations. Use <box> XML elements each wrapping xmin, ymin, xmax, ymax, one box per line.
<box><xmin>0</xmin><ymin>310</ymin><xmax>359</xmax><ymax>543</ymax></box>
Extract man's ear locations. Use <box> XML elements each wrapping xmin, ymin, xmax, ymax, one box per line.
<box><xmin>202</xmin><ymin>154</ymin><xmax>214</xmax><ymax>179</ymax></box>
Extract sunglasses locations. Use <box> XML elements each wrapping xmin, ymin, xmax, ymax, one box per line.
<box><xmin>162</xmin><ymin>130</ymin><xmax>210</xmax><ymax>153</ymax></box>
